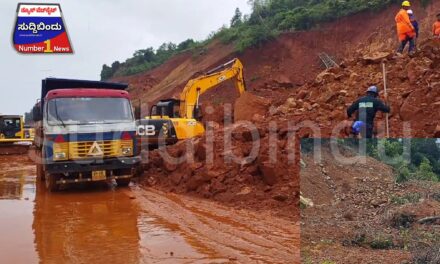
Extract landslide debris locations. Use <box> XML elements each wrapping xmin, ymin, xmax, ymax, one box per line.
<box><xmin>274</xmin><ymin>39</ymin><xmax>440</xmax><ymax>138</ymax></box>
<box><xmin>140</xmin><ymin>94</ymin><xmax>299</xmax><ymax>220</ymax></box>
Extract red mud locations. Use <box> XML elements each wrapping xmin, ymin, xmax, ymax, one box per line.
<box><xmin>112</xmin><ymin>0</ymin><xmax>439</xmax><ymax>231</ymax></box>
<box><xmin>141</xmin><ymin>119</ymin><xmax>300</xmax><ymax>221</ymax></box>
<box><xmin>0</xmin><ymin>154</ymin><xmax>299</xmax><ymax>263</ymax></box>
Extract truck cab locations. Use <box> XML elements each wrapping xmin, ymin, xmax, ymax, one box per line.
<box><xmin>33</xmin><ymin>78</ymin><xmax>141</xmax><ymax>191</ymax></box>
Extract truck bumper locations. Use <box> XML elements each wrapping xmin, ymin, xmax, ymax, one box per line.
<box><xmin>45</xmin><ymin>156</ymin><xmax>141</xmax><ymax>174</ymax></box>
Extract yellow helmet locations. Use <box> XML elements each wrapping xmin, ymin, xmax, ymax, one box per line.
<box><xmin>402</xmin><ymin>1</ymin><xmax>411</xmax><ymax>7</ymax></box>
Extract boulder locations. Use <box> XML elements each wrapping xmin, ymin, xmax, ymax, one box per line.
<box><xmin>315</xmin><ymin>71</ymin><xmax>335</xmax><ymax>84</ymax></box>
<box><xmin>399</xmin><ymin>101</ymin><xmax>422</xmax><ymax>121</ymax></box>
<box><xmin>285</xmin><ymin>97</ymin><xmax>297</xmax><ymax>108</ymax></box>
<box><xmin>303</xmin><ymin>102</ymin><xmax>313</xmax><ymax>111</ymax></box>
<box><xmin>406</xmin><ymin>59</ymin><xmax>419</xmax><ymax>85</ymax></box>
<box><xmin>234</xmin><ymin>92</ymin><xmax>271</xmax><ymax>122</ymax></box>
<box><xmin>274</xmin><ymin>75</ymin><xmax>294</xmax><ymax>88</ymax></box>
<box><xmin>258</xmin><ymin>161</ymin><xmax>280</xmax><ymax>186</ymax></box>
<box><xmin>297</xmin><ymin>90</ymin><xmax>308</xmax><ymax>100</ymax></box>
<box><xmin>362</xmin><ymin>51</ymin><xmax>391</xmax><ymax>64</ymax></box>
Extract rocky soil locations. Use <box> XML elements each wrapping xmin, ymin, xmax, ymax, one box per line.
<box><xmin>272</xmin><ymin>39</ymin><xmax>440</xmax><ymax>138</ymax></box>
<box><xmin>140</xmin><ymin>93</ymin><xmax>299</xmax><ymax>221</ymax></box>
<box><xmin>301</xmin><ymin>146</ymin><xmax>440</xmax><ymax>264</ymax></box>
<box><xmin>112</xmin><ymin>0</ymin><xmax>440</xmax><ymax>225</ymax></box>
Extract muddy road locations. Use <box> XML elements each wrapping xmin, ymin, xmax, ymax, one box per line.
<box><xmin>0</xmin><ymin>154</ymin><xmax>299</xmax><ymax>264</ymax></box>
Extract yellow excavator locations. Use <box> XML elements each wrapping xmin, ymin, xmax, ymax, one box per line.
<box><xmin>0</xmin><ymin>115</ymin><xmax>33</xmax><ymax>154</ymax></box>
<box><xmin>138</xmin><ymin>58</ymin><xmax>246</xmax><ymax>146</ymax></box>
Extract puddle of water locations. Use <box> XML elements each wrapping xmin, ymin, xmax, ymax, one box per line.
<box><xmin>0</xmin><ymin>157</ymin><xmax>299</xmax><ymax>264</ymax></box>
<box><xmin>0</xmin><ymin>164</ymin><xmax>38</xmax><ymax>263</ymax></box>
<box><xmin>0</xmin><ymin>161</ymin><xmax>220</xmax><ymax>264</ymax></box>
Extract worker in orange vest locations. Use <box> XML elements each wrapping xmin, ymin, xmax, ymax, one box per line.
<box><xmin>433</xmin><ymin>13</ymin><xmax>440</xmax><ymax>38</ymax></box>
<box><xmin>396</xmin><ymin>1</ymin><xmax>416</xmax><ymax>55</ymax></box>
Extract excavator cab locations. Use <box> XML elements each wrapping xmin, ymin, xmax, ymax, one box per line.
<box><xmin>150</xmin><ymin>99</ymin><xmax>181</xmax><ymax>118</ymax></box>
<box><xmin>151</xmin><ymin>99</ymin><xmax>203</xmax><ymax>121</ymax></box>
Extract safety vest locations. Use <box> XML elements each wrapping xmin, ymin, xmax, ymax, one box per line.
<box><xmin>395</xmin><ymin>9</ymin><xmax>415</xmax><ymax>40</ymax></box>
<box><xmin>433</xmin><ymin>21</ymin><xmax>440</xmax><ymax>36</ymax></box>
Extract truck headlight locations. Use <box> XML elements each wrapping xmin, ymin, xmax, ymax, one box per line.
<box><xmin>121</xmin><ymin>147</ymin><xmax>132</xmax><ymax>155</ymax></box>
<box><xmin>54</xmin><ymin>152</ymin><xmax>67</xmax><ymax>161</ymax></box>
<box><xmin>120</xmin><ymin>140</ymin><xmax>133</xmax><ymax>156</ymax></box>
<box><xmin>53</xmin><ymin>142</ymin><xmax>69</xmax><ymax>161</ymax></box>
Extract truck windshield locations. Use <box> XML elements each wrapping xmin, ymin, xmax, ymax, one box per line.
<box><xmin>47</xmin><ymin>97</ymin><xmax>133</xmax><ymax>125</ymax></box>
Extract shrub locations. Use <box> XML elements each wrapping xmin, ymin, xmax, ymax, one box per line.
<box><xmin>416</xmin><ymin>158</ymin><xmax>438</xmax><ymax>182</ymax></box>
<box><xmin>370</xmin><ymin>235</ymin><xmax>394</xmax><ymax>249</ymax></box>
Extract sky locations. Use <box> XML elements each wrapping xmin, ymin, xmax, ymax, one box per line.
<box><xmin>0</xmin><ymin>0</ymin><xmax>251</xmax><ymax>115</ymax></box>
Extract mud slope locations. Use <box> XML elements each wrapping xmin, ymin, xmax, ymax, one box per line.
<box><xmin>301</xmin><ymin>148</ymin><xmax>440</xmax><ymax>264</ymax></box>
<box><xmin>113</xmin><ymin>2</ymin><xmax>435</xmax><ymax>104</ymax></box>
<box><xmin>274</xmin><ymin>38</ymin><xmax>440</xmax><ymax>138</ymax></box>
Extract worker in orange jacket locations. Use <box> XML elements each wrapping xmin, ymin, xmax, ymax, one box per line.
<box><xmin>396</xmin><ymin>1</ymin><xmax>416</xmax><ymax>55</ymax></box>
<box><xmin>433</xmin><ymin>13</ymin><xmax>440</xmax><ymax>38</ymax></box>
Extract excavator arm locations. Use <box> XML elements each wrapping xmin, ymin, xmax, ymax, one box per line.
<box><xmin>179</xmin><ymin>58</ymin><xmax>245</xmax><ymax>119</ymax></box>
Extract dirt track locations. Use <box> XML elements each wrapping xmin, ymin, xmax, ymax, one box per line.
<box><xmin>0</xmin><ymin>154</ymin><xmax>299</xmax><ymax>263</ymax></box>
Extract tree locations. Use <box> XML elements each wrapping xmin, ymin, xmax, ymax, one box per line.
<box><xmin>142</xmin><ymin>48</ymin><xmax>155</xmax><ymax>61</ymax></box>
<box><xmin>231</xmin><ymin>8</ymin><xmax>243</xmax><ymax>27</ymax></box>
<box><xmin>133</xmin><ymin>48</ymin><xmax>155</xmax><ymax>62</ymax></box>
<box><xmin>416</xmin><ymin>157</ymin><xmax>438</xmax><ymax>182</ymax></box>
<box><xmin>100</xmin><ymin>64</ymin><xmax>113</xmax><ymax>80</ymax></box>
<box><xmin>177</xmin><ymin>39</ymin><xmax>196</xmax><ymax>51</ymax></box>
<box><xmin>111</xmin><ymin>61</ymin><xmax>120</xmax><ymax>72</ymax></box>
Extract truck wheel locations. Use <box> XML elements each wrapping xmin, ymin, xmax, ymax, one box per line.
<box><xmin>116</xmin><ymin>178</ymin><xmax>131</xmax><ymax>187</ymax></box>
<box><xmin>36</xmin><ymin>164</ymin><xmax>45</xmax><ymax>181</ymax></box>
<box><xmin>45</xmin><ymin>173</ymin><xmax>59</xmax><ymax>192</ymax></box>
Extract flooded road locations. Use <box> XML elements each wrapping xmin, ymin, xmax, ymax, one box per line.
<box><xmin>0</xmin><ymin>155</ymin><xmax>299</xmax><ymax>263</ymax></box>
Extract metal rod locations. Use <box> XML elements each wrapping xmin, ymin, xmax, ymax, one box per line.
<box><xmin>382</xmin><ymin>62</ymin><xmax>390</xmax><ymax>138</ymax></box>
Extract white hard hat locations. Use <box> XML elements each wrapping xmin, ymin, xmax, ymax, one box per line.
<box><xmin>407</xmin><ymin>9</ymin><xmax>414</xmax><ymax>15</ymax></box>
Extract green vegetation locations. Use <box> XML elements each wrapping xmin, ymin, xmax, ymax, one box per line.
<box><xmin>391</xmin><ymin>193</ymin><xmax>421</xmax><ymax>205</ymax></box>
<box><xmin>301</xmin><ymin>139</ymin><xmax>440</xmax><ymax>183</ymax></box>
<box><xmin>100</xmin><ymin>40</ymin><xmax>201</xmax><ymax>80</ymax></box>
<box><xmin>369</xmin><ymin>235</ymin><xmax>394</xmax><ymax>249</ymax></box>
<box><xmin>102</xmin><ymin>0</ymin><xmax>427</xmax><ymax>79</ymax></box>
<box><xmin>214</xmin><ymin>0</ymin><xmax>403</xmax><ymax>52</ymax></box>
<box><xmin>344</xmin><ymin>232</ymin><xmax>396</xmax><ymax>250</ymax></box>
<box><xmin>321</xmin><ymin>261</ymin><xmax>336</xmax><ymax>264</ymax></box>
<box><xmin>367</xmin><ymin>139</ymin><xmax>440</xmax><ymax>183</ymax></box>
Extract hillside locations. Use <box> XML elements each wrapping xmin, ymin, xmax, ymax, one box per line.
<box><xmin>301</xmin><ymin>143</ymin><xmax>440</xmax><ymax>263</ymax></box>
<box><xmin>109</xmin><ymin>1</ymin><xmax>440</xmax><ymax>138</ymax></box>
<box><xmin>102</xmin><ymin>0</ymin><xmax>434</xmax><ymax>80</ymax></box>
<box><xmin>99</xmin><ymin>0</ymin><xmax>440</xmax><ymax>222</ymax></box>
<box><xmin>275</xmin><ymin>38</ymin><xmax>440</xmax><ymax>138</ymax></box>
